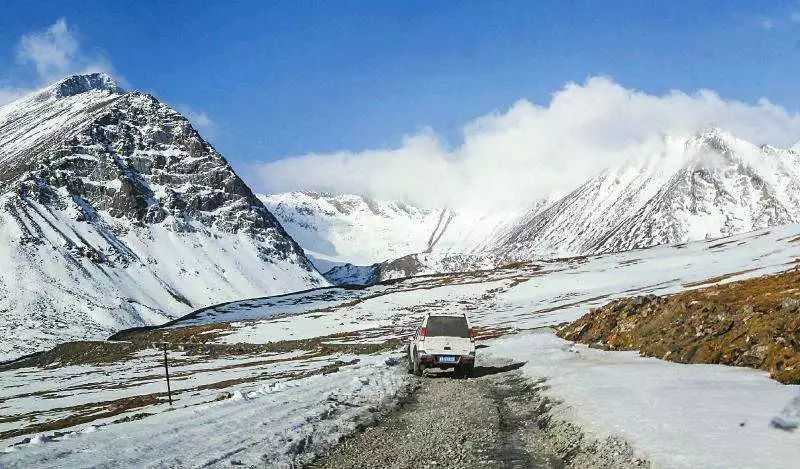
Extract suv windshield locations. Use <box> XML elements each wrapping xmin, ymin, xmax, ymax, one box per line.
<box><xmin>426</xmin><ymin>316</ymin><xmax>470</xmax><ymax>338</ymax></box>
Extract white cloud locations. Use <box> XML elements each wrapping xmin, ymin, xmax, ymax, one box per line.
<box><xmin>16</xmin><ymin>18</ymin><xmax>114</xmax><ymax>81</ymax></box>
<box><xmin>758</xmin><ymin>17</ymin><xmax>774</xmax><ymax>30</ymax></box>
<box><xmin>176</xmin><ymin>105</ymin><xmax>217</xmax><ymax>139</ymax></box>
<box><xmin>252</xmin><ymin>77</ymin><xmax>800</xmax><ymax>209</ymax></box>
<box><xmin>17</xmin><ymin>18</ymin><xmax>80</xmax><ymax>80</ymax></box>
<box><xmin>0</xmin><ymin>18</ymin><xmax>117</xmax><ymax>106</ymax></box>
<box><xmin>0</xmin><ymin>85</ymin><xmax>30</xmax><ymax>107</ymax></box>
<box><xmin>792</xmin><ymin>12</ymin><xmax>800</xmax><ymax>22</ymax></box>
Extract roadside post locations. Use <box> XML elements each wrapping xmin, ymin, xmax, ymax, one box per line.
<box><xmin>155</xmin><ymin>342</ymin><xmax>173</xmax><ymax>406</ymax></box>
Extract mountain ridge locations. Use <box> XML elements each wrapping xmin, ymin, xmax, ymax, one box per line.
<box><xmin>0</xmin><ymin>73</ymin><xmax>326</xmax><ymax>359</ymax></box>
<box><xmin>264</xmin><ymin>128</ymin><xmax>800</xmax><ymax>280</ymax></box>
<box><xmin>495</xmin><ymin>128</ymin><xmax>800</xmax><ymax>258</ymax></box>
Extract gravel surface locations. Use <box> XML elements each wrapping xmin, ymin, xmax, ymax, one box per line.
<box><xmin>309</xmin><ymin>360</ymin><xmax>649</xmax><ymax>469</ymax></box>
<box><xmin>310</xmin><ymin>365</ymin><xmax>538</xmax><ymax>468</ymax></box>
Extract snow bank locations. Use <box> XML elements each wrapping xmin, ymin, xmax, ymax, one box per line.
<box><xmin>0</xmin><ymin>354</ymin><xmax>409</xmax><ymax>467</ymax></box>
<box><xmin>489</xmin><ymin>332</ymin><xmax>800</xmax><ymax>468</ymax></box>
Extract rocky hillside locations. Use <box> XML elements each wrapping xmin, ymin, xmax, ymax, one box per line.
<box><xmin>0</xmin><ymin>73</ymin><xmax>325</xmax><ymax>360</ymax></box>
<box><xmin>557</xmin><ymin>266</ymin><xmax>800</xmax><ymax>384</ymax></box>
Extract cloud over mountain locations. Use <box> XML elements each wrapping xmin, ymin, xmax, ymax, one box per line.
<box><xmin>253</xmin><ymin>77</ymin><xmax>800</xmax><ymax>209</ymax></box>
<box><xmin>0</xmin><ymin>18</ymin><xmax>116</xmax><ymax>106</ymax></box>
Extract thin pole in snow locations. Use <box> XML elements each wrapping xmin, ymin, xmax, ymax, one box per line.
<box><xmin>162</xmin><ymin>342</ymin><xmax>173</xmax><ymax>406</ymax></box>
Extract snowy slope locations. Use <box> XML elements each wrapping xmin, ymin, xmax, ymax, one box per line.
<box><xmin>493</xmin><ymin>129</ymin><xmax>800</xmax><ymax>257</ymax></box>
<box><xmin>267</xmin><ymin>129</ymin><xmax>800</xmax><ymax>277</ymax></box>
<box><xmin>5</xmin><ymin>223</ymin><xmax>800</xmax><ymax>467</ymax></box>
<box><xmin>0</xmin><ymin>353</ymin><xmax>408</xmax><ymax>468</ymax></box>
<box><xmin>259</xmin><ymin>191</ymin><xmax>526</xmax><ymax>270</ymax></box>
<box><xmin>259</xmin><ymin>192</ymin><xmax>440</xmax><ymax>268</ymax></box>
<box><xmin>0</xmin><ymin>73</ymin><xmax>326</xmax><ymax>359</ymax></box>
<box><xmin>490</xmin><ymin>333</ymin><xmax>800</xmax><ymax>469</ymax></box>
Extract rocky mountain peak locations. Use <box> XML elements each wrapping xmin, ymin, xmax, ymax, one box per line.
<box><xmin>53</xmin><ymin>72</ymin><xmax>122</xmax><ymax>98</ymax></box>
<box><xmin>25</xmin><ymin>72</ymin><xmax>122</xmax><ymax>104</ymax></box>
<box><xmin>0</xmin><ymin>76</ymin><xmax>326</xmax><ymax>358</ymax></box>
<box><xmin>686</xmin><ymin>127</ymin><xmax>734</xmax><ymax>154</ymax></box>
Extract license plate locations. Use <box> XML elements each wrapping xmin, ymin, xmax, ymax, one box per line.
<box><xmin>439</xmin><ymin>356</ymin><xmax>456</xmax><ymax>363</ymax></box>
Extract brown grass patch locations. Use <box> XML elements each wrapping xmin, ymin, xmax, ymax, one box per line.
<box><xmin>559</xmin><ymin>268</ymin><xmax>800</xmax><ymax>383</ymax></box>
<box><xmin>0</xmin><ymin>393</ymin><xmax>162</xmax><ymax>441</ymax></box>
<box><xmin>3</xmin><ymin>324</ymin><xmax>404</xmax><ymax>371</ymax></box>
<box><xmin>682</xmin><ymin>269</ymin><xmax>758</xmax><ymax>288</ymax></box>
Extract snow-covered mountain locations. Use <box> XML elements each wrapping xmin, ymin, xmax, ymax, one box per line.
<box><xmin>493</xmin><ymin>129</ymin><xmax>800</xmax><ymax>258</ymax></box>
<box><xmin>265</xmin><ymin>129</ymin><xmax>800</xmax><ymax>280</ymax></box>
<box><xmin>0</xmin><ymin>73</ymin><xmax>326</xmax><ymax>359</ymax></box>
<box><xmin>258</xmin><ymin>192</ymin><xmax>440</xmax><ymax>270</ymax></box>
<box><xmin>258</xmin><ymin>191</ymin><xmax>525</xmax><ymax>279</ymax></box>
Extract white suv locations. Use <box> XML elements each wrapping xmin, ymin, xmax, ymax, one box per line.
<box><xmin>407</xmin><ymin>313</ymin><xmax>476</xmax><ymax>378</ymax></box>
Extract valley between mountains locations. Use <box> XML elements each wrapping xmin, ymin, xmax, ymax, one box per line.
<box><xmin>3</xmin><ymin>224</ymin><xmax>800</xmax><ymax>467</ymax></box>
<box><xmin>2</xmin><ymin>74</ymin><xmax>800</xmax><ymax>468</ymax></box>
<box><xmin>262</xmin><ymin>128</ymin><xmax>800</xmax><ymax>284</ymax></box>
<box><xmin>3</xmin><ymin>73</ymin><xmax>800</xmax><ymax>359</ymax></box>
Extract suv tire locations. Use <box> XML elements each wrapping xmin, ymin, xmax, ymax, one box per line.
<box><xmin>465</xmin><ymin>363</ymin><xmax>475</xmax><ymax>378</ymax></box>
<box><xmin>412</xmin><ymin>351</ymin><xmax>424</xmax><ymax>377</ymax></box>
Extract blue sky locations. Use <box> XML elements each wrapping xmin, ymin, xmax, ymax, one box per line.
<box><xmin>3</xmin><ymin>1</ymin><xmax>800</xmax><ymax>198</ymax></box>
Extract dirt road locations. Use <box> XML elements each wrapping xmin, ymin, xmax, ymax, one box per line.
<box><xmin>309</xmin><ymin>361</ymin><xmax>648</xmax><ymax>469</ymax></box>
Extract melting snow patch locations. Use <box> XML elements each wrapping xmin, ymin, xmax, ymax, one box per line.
<box><xmin>384</xmin><ymin>356</ymin><xmax>399</xmax><ymax>367</ymax></box>
<box><xmin>771</xmin><ymin>395</ymin><xmax>800</xmax><ymax>431</ymax></box>
<box><xmin>28</xmin><ymin>435</ymin><xmax>49</xmax><ymax>445</ymax></box>
<box><xmin>0</xmin><ymin>354</ymin><xmax>410</xmax><ymax>467</ymax></box>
